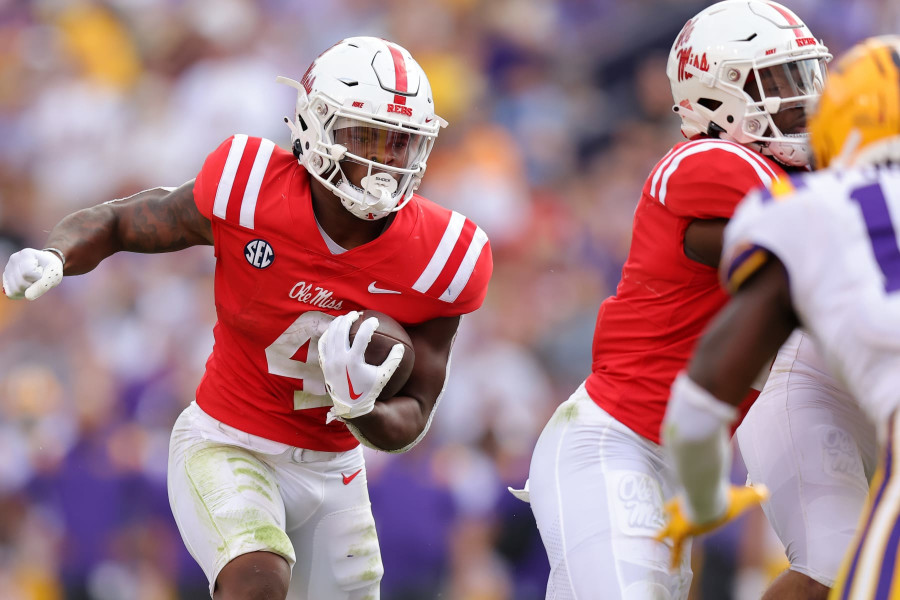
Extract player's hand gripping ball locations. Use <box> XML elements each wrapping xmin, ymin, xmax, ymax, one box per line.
<box><xmin>349</xmin><ymin>310</ymin><xmax>415</xmax><ymax>401</ymax></box>
<box><xmin>318</xmin><ymin>310</ymin><xmax>415</xmax><ymax>422</ymax></box>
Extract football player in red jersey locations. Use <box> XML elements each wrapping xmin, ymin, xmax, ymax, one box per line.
<box><xmin>518</xmin><ymin>2</ymin><xmax>833</xmax><ymax>598</ymax></box>
<box><xmin>2</xmin><ymin>37</ymin><xmax>492</xmax><ymax>600</ymax></box>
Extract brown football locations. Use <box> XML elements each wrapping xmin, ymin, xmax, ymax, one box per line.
<box><xmin>349</xmin><ymin>310</ymin><xmax>416</xmax><ymax>401</ymax></box>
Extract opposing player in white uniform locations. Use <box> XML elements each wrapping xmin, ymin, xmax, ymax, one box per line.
<box><xmin>657</xmin><ymin>35</ymin><xmax>900</xmax><ymax>600</ymax></box>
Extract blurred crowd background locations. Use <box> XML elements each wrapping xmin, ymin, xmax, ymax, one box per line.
<box><xmin>1</xmin><ymin>0</ymin><xmax>898</xmax><ymax>598</ymax></box>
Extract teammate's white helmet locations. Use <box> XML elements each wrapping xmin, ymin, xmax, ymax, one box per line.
<box><xmin>278</xmin><ymin>37</ymin><xmax>447</xmax><ymax>220</ymax></box>
<box><xmin>667</xmin><ymin>0</ymin><xmax>830</xmax><ymax>167</ymax></box>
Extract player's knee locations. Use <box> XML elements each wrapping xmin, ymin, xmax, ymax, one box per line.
<box><xmin>214</xmin><ymin>551</ymin><xmax>291</xmax><ymax>600</ymax></box>
<box><xmin>763</xmin><ymin>568</ymin><xmax>830</xmax><ymax>600</ymax></box>
<box><xmin>316</xmin><ymin>508</ymin><xmax>384</xmax><ymax>592</ymax></box>
<box><xmin>796</xmin><ymin>572</ymin><xmax>830</xmax><ymax>600</ymax></box>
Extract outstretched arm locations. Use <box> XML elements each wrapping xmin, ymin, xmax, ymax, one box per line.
<box><xmin>47</xmin><ymin>180</ymin><xmax>212</xmax><ymax>275</ymax></box>
<box><xmin>345</xmin><ymin>315</ymin><xmax>460</xmax><ymax>451</ymax></box>
<box><xmin>657</xmin><ymin>256</ymin><xmax>798</xmax><ymax>564</ymax></box>
<box><xmin>4</xmin><ymin>181</ymin><xmax>211</xmax><ymax>300</ymax></box>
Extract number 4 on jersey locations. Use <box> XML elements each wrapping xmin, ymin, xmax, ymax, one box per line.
<box><xmin>264</xmin><ymin>311</ymin><xmax>335</xmax><ymax>410</ymax></box>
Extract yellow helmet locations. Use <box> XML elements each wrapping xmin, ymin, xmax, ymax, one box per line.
<box><xmin>809</xmin><ymin>35</ymin><xmax>900</xmax><ymax>169</ymax></box>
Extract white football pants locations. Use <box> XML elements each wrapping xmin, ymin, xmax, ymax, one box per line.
<box><xmin>528</xmin><ymin>383</ymin><xmax>692</xmax><ymax>600</ymax></box>
<box><xmin>168</xmin><ymin>402</ymin><xmax>383</xmax><ymax>599</ymax></box>
<box><xmin>737</xmin><ymin>331</ymin><xmax>876</xmax><ymax>587</ymax></box>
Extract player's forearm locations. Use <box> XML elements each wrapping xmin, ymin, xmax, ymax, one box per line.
<box><xmin>44</xmin><ymin>203</ymin><xmax>127</xmax><ymax>275</ymax></box>
<box><xmin>347</xmin><ymin>395</ymin><xmax>429</xmax><ymax>451</ymax></box>
<box><xmin>45</xmin><ymin>183</ymin><xmax>210</xmax><ymax>276</ymax></box>
<box><xmin>687</xmin><ymin>260</ymin><xmax>798</xmax><ymax>406</ymax></box>
<box><xmin>663</xmin><ymin>373</ymin><xmax>736</xmax><ymax>523</ymax></box>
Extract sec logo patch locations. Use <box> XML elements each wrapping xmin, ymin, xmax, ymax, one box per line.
<box><xmin>244</xmin><ymin>239</ymin><xmax>275</xmax><ymax>269</ymax></box>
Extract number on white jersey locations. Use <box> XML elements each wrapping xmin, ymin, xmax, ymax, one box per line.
<box><xmin>849</xmin><ymin>182</ymin><xmax>900</xmax><ymax>293</ymax></box>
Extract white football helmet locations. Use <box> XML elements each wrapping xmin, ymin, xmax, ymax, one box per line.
<box><xmin>278</xmin><ymin>37</ymin><xmax>447</xmax><ymax>220</ymax></box>
<box><xmin>667</xmin><ymin>0</ymin><xmax>831</xmax><ymax>167</ymax></box>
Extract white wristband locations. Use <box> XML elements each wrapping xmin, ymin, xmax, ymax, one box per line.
<box><xmin>670</xmin><ymin>372</ymin><xmax>738</xmax><ymax>437</ymax></box>
<box><xmin>42</xmin><ymin>247</ymin><xmax>66</xmax><ymax>266</ymax></box>
<box><xmin>663</xmin><ymin>372</ymin><xmax>737</xmax><ymax>524</ymax></box>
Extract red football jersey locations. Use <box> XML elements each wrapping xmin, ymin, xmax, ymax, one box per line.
<box><xmin>192</xmin><ymin>135</ymin><xmax>493</xmax><ymax>451</ymax></box>
<box><xmin>585</xmin><ymin>138</ymin><xmax>786</xmax><ymax>443</ymax></box>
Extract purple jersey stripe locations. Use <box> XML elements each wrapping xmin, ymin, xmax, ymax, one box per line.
<box><xmin>757</xmin><ymin>187</ymin><xmax>776</xmax><ymax>204</ymax></box>
<box><xmin>876</xmin><ymin>477</ymin><xmax>900</xmax><ymax>599</ymax></box>
<box><xmin>842</xmin><ymin>418</ymin><xmax>895</xmax><ymax>600</ymax></box>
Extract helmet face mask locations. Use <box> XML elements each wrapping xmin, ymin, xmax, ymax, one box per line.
<box><xmin>667</xmin><ymin>0</ymin><xmax>831</xmax><ymax>167</ymax></box>
<box><xmin>278</xmin><ymin>37</ymin><xmax>447</xmax><ymax>220</ymax></box>
<box><xmin>737</xmin><ymin>55</ymin><xmax>828</xmax><ymax>165</ymax></box>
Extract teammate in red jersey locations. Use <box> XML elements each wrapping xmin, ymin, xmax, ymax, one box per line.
<box><xmin>2</xmin><ymin>37</ymin><xmax>492</xmax><ymax>600</ymax></box>
<box><xmin>517</xmin><ymin>2</ymin><xmax>829</xmax><ymax>598</ymax></box>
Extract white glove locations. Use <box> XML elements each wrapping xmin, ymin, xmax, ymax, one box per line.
<box><xmin>318</xmin><ymin>311</ymin><xmax>405</xmax><ymax>421</ymax></box>
<box><xmin>3</xmin><ymin>248</ymin><xmax>64</xmax><ymax>301</ymax></box>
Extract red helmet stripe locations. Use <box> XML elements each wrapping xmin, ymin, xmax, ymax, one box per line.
<box><xmin>766</xmin><ymin>2</ymin><xmax>804</xmax><ymax>38</ymax></box>
<box><xmin>387</xmin><ymin>43</ymin><xmax>408</xmax><ymax>105</ymax></box>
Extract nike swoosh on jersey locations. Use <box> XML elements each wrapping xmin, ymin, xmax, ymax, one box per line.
<box><xmin>368</xmin><ymin>282</ymin><xmax>401</xmax><ymax>294</ymax></box>
<box><xmin>342</xmin><ymin>469</ymin><xmax>363</xmax><ymax>485</ymax></box>
<box><xmin>346</xmin><ymin>368</ymin><xmax>362</xmax><ymax>400</ymax></box>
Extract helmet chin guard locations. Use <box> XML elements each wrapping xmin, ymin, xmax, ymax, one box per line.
<box><xmin>334</xmin><ymin>169</ymin><xmax>405</xmax><ymax>220</ymax></box>
<box><xmin>278</xmin><ymin>37</ymin><xmax>447</xmax><ymax>220</ymax></box>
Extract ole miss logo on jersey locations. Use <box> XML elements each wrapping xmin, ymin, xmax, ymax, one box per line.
<box><xmin>245</xmin><ymin>239</ymin><xmax>275</xmax><ymax>269</ymax></box>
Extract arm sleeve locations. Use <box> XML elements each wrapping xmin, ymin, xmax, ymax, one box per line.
<box><xmin>663</xmin><ymin>372</ymin><xmax>737</xmax><ymax>524</ymax></box>
<box><xmin>721</xmin><ymin>185</ymin><xmax>809</xmax><ymax>293</ymax></box>
<box><xmin>662</xmin><ymin>147</ymin><xmax>778</xmax><ymax>220</ymax></box>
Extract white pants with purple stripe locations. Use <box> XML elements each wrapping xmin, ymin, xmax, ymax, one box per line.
<box><xmin>830</xmin><ymin>411</ymin><xmax>900</xmax><ymax>600</ymax></box>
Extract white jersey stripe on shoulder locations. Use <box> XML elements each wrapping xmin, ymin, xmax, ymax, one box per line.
<box><xmin>439</xmin><ymin>226</ymin><xmax>488</xmax><ymax>303</ymax></box>
<box><xmin>413</xmin><ymin>211</ymin><xmax>467</xmax><ymax>294</ymax></box>
<box><xmin>651</xmin><ymin>140</ymin><xmax>778</xmax><ymax>199</ymax></box>
<box><xmin>724</xmin><ymin>140</ymin><xmax>779</xmax><ymax>179</ymax></box>
<box><xmin>239</xmin><ymin>139</ymin><xmax>275</xmax><ymax>229</ymax></box>
<box><xmin>651</xmin><ymin>141</ymin><xmax>702</xmax><ymax>197</ymax></box>
<box><xmin>213</xmin><ymin>134</ymin><xmax>249</xmax><ymax>219</ymax></box>
<box><xmin>658</xmin><ymin>142</ymin><xmax>776</xmax><ymax>205</ymax></box>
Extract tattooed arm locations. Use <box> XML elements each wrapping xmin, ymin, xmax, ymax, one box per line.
<box><xmin>46</xmin><ymin>180</ymin><xmax>212</xmax><ymax>275</ymax></box>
